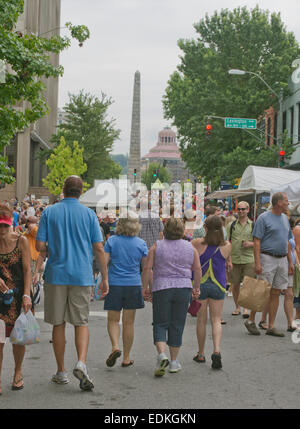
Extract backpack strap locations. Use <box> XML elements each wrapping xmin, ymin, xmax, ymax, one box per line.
<box><xmin>230</xmin><ymin>219</ymin><xmax>254</xmax><ymax>241</ymax></box>
<box><xmin>229</xmin><ymin>220</ymin><xmax>237</xmax><ymax>242</ymax></box>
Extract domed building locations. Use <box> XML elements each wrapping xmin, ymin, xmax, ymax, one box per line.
<box><xmin>141</xmin><ymin>127</ymin><xmax>192</xmax><ymax>182</ymax></box>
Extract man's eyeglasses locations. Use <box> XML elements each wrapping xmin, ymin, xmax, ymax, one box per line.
<box><xmin>237</xmin><ymin>207</ymin><xmax>247</xmax><ymax>211</ymax></box>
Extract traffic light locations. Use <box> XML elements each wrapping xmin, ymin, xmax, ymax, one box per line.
<box><xmin>133</xmin><ymin>168</ymin><xmax>137</xmax><ymax>177</ymax></box>
<box><xmin>205</xmin><ymin>123</ymin><xmax>212</xmax><ymax>139</ymax></box>
<box><xmin>153</xmin><ymin>168</ymin><xmax>160</xmax><ymax>178</ymax></box>
<box><xmin>279</xmin><ymin>150</ymin><xmax>285</xmax><ymax>167</ymax></box>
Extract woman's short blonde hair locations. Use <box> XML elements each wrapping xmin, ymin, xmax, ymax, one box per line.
<box><xmin>163</xmin><ymin>218</ymin><xmax>185</xmax><ymax>240</ymax></box>
<box><xmin>116</xmin><ymin>217</ymin><xmax>141</xmax><ymax>237</ymax></box>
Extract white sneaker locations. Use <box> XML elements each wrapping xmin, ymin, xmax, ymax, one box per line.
<box><xmin>169</xmin><ymin>360</ymin><xmax>182</xmax><ymax>373</ymax></box>
<box><xmin>51</xmin><ymin>371</ymin><xmax>69</xmax><ymax>384</ymax></box>
<box><xmin>227</xmin><ymin>292</ymin><xmax>233</xmax><ymax>297</ymax></box>
<box><xmin>154</xmin><ymin>353</ymin><xmax>169</xmax><ymax>377</ymax></box>
<box><xmin>73</xmin><ymin>361</ymin><xmax>94</xmax><ymax>391</ymax></box>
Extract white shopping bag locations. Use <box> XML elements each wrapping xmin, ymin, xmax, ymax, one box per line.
<box><xmin>10</xmin><ymin>310</ymin><xmax>40</xmax><ymax>345</ymax></box>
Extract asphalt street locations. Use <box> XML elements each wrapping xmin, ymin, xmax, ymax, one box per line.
<box><xmin>0</xmin><ymin>289</ymin><xmax>299</xmax><ymax>409</ymax></box>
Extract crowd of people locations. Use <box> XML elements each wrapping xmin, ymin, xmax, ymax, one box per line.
<box><xmin>0</xmin><ymin>178</ymin><xmax>299</xmax><ymax>395</ymax></box>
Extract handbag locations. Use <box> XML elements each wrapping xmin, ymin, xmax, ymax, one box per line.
<box><xmin>187</xmin><ymin>300</ymin><xmax>201</xmax><ymax>317</ymax></box>
<box><xmin>237</xmin><ymin>276</ymin><xmax>271</xmax><ymax>312</ymax></box>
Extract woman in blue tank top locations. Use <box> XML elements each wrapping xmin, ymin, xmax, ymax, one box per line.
<box><xmin>192</xmin><ymin>215</ymin><xmax>231</xmax><ymax>370</ymax></box>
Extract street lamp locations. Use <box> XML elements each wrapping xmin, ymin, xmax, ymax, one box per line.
<box><xmin>228</xmin><ymin>68</ymin><xmax>284</xmax><ymax>167</ymax></box>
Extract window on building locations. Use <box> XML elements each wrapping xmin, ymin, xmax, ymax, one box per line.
<box><xmin>267</xmin><ymin>118</ymin><xmax>271</xmax><ymax>146</ymax></box>
<box><xmin>283</xmin><ymin>111</ymin><xmax>287</xmax><ymax>133</ymax></box>
<box><xmin>290</xmin><ymin>106</ymin><xmax>294</xmax><ymax>142</ymax></box>
<box><xmin>6</xmin><ymin>136</ymin><xmax>17</xmax><ymax>177</ymax></box>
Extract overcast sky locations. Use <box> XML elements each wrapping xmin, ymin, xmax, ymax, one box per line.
<box><xmin>59</xmin><ymin>0</ymin><xmax>300</xmax><ymax>156</ymax></box>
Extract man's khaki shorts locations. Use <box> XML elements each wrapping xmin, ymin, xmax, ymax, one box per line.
<box><xmin>259</xmin><ymin>253</ymin><xmax>288</xmax><ymax>290</ymax></box>
<box><xmin>44</xmin><ymin>284</ymin><xmax>92</xmax><ymax>326</ymax></box>
<box><xmin>231</xmin><ymin>263</ymin><xmax>255</xmax><ymax>285</ymax></box>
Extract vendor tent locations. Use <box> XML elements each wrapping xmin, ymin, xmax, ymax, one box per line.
<box><xmin>238</xmin><ymin>165</ymin><xmax>300</xmax><ymax>192</ymax></box>
<box><xmin>271</xmin><ymin>179</ymin><xmax>300</xmax><ymax>206</ymax></box>
<box><xmin>151</xmin><ymin>179</ymin><xmax>165</xmax><ymax>190</ymax></box>
<box><xmin>207</xmin><ymin>165</ymin><xmax>300</xmax><ymax>199</ymax></box>
<box><xmin>206</xmin><ymin>165</ymin><xmax>300</xmax><ymax>217</ymax></box>
<box><xmin>80</xmin><ymin>178</ymin><xmax>130</xmax><ymax>207</ymax></box>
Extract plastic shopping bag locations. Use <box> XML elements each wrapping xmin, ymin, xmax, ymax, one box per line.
<box><xmin>93</xmin><ymin>273</ymin><xmax>103</xmax><ymax>301</ymax></box>
<box><xmin>10</xmin><ymin>310</ymin><xmax>40</xmax><ymax>345</ymax></box>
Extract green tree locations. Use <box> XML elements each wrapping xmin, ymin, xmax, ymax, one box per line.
<box><xmin>43</xmin><ymin>136</ymin><xmax>89</xmax><ymax>196</ymax></box>
<box><xmin>51</xmin><ymin>91</ymin><xmax>122</xmax><ymax>185</ymax></box>
<box><xmin>141</xmin><ymin>162</ymin><xmax>171</xmax><ymax>190</ymax></box>
<box><xmin>163</xmin><ymin>6</ymin><xmax>300</xmax><ymax>188</ymax></box>
<box><xmin>111</xmin><ymin>154</ymin><xmax>128</xmax><ymax>174</ymax></box>
<box><xmin>0</xmin><ymin>0</ymin><xmax>90</xmax><ymax>183</ymax></box>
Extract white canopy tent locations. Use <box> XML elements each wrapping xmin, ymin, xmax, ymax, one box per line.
<box><xmin>206</xmin><ymin>165</ymin><xmax>300</xmax><ymax>217</ymax></box>
<box><xmin>238</xmin><ymin>165</ymin><xmax>300</xmax><ymax>192</ymax></box>
<box><xmin>271</xmin><ymin>179</ymin><xmax>300</xmax><ymax>210</ymax></box>
<box><xmin>80</xmin><ymin>178</ymin><xmax>130</xmax><ymax>208</ymax></box>
<box><xmin>79</xmin><ymin>177</ymin><xmax>148</xmax><ymax>209</ymax></box>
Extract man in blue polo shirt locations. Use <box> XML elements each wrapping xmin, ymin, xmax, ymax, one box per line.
<box><xmin>36</xmin><ymin>176</ymin><xmax>108</xmax><ymax>391</ymax></box>
<box><xmin>244</xmin><ymin>192</ymin><xmax>294</xmax><ymax>337</ymax></box>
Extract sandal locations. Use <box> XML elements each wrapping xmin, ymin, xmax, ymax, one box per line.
<box><xmin>193</xmin><ymin>353</ymin><xmax>206</xmax><ymax>363</ymax></box>
<box><xmin>231</xmin><ymin>310</ymin><xmax>241</xmax><ymax>316</ymax></box>
<box><xmin>106</xmin><ymin>349</ymin><xmax>122</xmax><ymax>367</ymax></box>
<box><xmin>121</xmin><ymin>360</ymin><xmax>134</xmax><ymax>367</ymax></box>
<box><xmin>12</xmin><ymin>376</ymin><xmax>24</xmax><ymax>391</ymax></box>
<box><xmin>258</xmin><ymin>320</ymin><xmax>268</xmax><ymax>330</ymax></box>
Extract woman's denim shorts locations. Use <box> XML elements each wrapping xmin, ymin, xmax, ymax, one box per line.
<box><xmin>199</xmin><ymin>278</ymin><xmax>225</xmax><ymax>301</ymax></box>
<box><xmin>104</xmin><ymin>286</ymin><xmax>144</xmax><ymax>311</ymax></box>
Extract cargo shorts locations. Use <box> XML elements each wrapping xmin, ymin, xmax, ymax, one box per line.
<box><xmin>259</xmin><ymin>253</ymin><xmax>288</xmax><ymax>291</ymax></box>
<box><xmin>44</xmin><ymin>283</ymin><xmax>92</xmax><ymax>326</ymax></box>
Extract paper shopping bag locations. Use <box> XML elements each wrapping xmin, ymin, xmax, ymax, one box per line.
<box><xmin>238</xmin><ymin>276</ymin><xmax>271</xmax><ymax>312</ymax></box>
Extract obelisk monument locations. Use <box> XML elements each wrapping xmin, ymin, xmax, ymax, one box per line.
<box><xmin>128</xmin><ymin>71</ymin><xmax>141</xmax><ymax>184</ymax></box>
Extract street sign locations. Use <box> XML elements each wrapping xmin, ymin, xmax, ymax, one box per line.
<box><xmin>225</xmin><ymin>117</ymin><xmax>257</xmax><ymax>129</ymax></box>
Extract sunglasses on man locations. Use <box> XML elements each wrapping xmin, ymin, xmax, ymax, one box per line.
<box><xmin>237</xmin><ymin>207</ymin><xmax>247</xmax><ymax>211</ymax></box>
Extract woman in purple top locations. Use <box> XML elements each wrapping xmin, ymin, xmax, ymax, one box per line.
<box><xmin>192</xmin><ymin>215</ymin><xmax>231</xmax><ymax>370</ymax></box>
<box><xmin>143</xmin><ymin>218</ymin><xmax>201</xmax><ymax>377</ymax></box>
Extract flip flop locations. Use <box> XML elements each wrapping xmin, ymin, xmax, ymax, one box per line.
<box><xmin>121</xmin><ymin>360</ymin><xmax>134</xmax><ymax>367</ymax></box>
<box><xmin>232</xmin><ymin>310</ymin><xmax>241</xmax><ymax>316</ymax></box>
<box><xmin>106</xmin><ymin>349</ymin><xmax>122</xmax><ymax>367</ymax></box>
<box><xmin>242</xmin><ymin>314</ymin><xmax>249</xmax><ymax>319</ymax></box>
<box><xmin>12</xmin><ymin>377</ymin><xmax>24</xmax><ymax>391</ymax></box>
<box><xmin>258</xmin><ymin>320</ymin><xmax>268</xmax><ymax>330</ymax></box>
<box><xmin>193</xmin><ymin>353</ymin><xmax>206</xmax><ymax>363</ymax></box>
